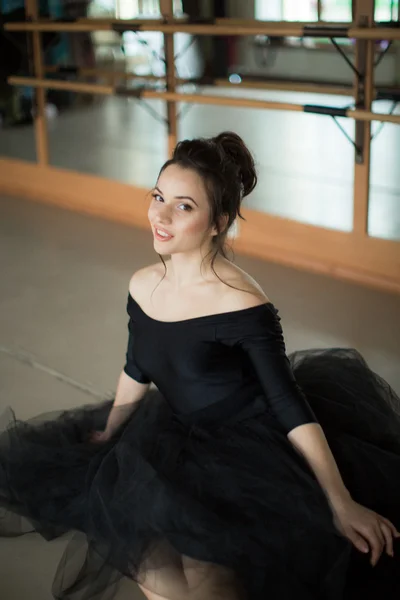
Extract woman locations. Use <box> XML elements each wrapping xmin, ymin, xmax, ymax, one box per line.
<box><xmin>1</xmin><ymin>132</ymin><xmax>400</xmax><ymax>600</ymax></box>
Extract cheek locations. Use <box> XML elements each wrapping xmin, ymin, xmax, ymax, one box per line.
<box><xmin>181</xmin><ymin>214</ymin><xmax>211</xmax><ymax>237</ymax></box>
<box><xmin>148</xmin><ymin>203</ymin><xmax>156</xmax><ymax>221</ymax></box>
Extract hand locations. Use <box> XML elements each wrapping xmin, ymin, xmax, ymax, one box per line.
<box><xmin>90</xmin><ymin>430</ymin><xmax>111</xmax><ymax>444</ymax></box>
<box><xmin>332</xmin><ymin>498</ymin><xmax>400</xmax><ymax>566</ymax></box>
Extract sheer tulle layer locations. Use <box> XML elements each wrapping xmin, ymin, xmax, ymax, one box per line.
<box><xmin>0</xmin><ymin>348</ymin><xmax>399</xmax><ymax>599</ymax></box>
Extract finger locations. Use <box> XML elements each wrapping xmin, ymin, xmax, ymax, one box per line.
<box><xmin>380</xmin><ymin>516</ymin><xmax>400</xmax><ymax>539</ymax></box>
<box><xmin>363</xmin><ymin>521</ymin><xmax>386</xmax><ymax>548</ymax></box>
<box><xmin>380</xmin><ymin>522</ymin><xmax>394</xmax><ymax>557</ymax></box>
<box><xmin>346</xmin><ymin>531</ymin><xmax>369</xmax><ymax>555</ymax></box>
<box><xmin>362</xmin><ymin>527</ymin><xmax>384</xmax><ymax>566</ymax></box>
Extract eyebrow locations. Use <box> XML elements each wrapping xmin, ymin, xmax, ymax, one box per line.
<box><xmin>154</xmin><ymin>186</ymin><xmax>198</xmax><ymax>207</ymax></box>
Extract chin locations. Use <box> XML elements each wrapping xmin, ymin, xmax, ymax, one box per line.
<box><xmin>153</xmin><ymin>239</ymin><xmax>174</xmax><ymax>254</ymax></box>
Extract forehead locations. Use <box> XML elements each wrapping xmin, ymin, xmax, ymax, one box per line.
<box><xmin>157</xmin><ymin>164</ymin><xmax>208</xmax><ymax>202</ymax></box>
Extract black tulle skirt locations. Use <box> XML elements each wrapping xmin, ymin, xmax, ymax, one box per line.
<box><xmin>1</xmin><ymin>348</ymin><xmax>400</xmax><ymax>600</ymax></box>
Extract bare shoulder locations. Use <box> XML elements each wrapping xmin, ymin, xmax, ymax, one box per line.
<box><xmin>216</xmin><ymin>262</ymin><xmax>271</xmax><ymax>311</ymax></box>
<box><xmin>129</xmin><ymin>262</ymin><xmax>165</xmax><ymax>299</ymax></box>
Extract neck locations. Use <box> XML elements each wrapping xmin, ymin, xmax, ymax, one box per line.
<box><xmin>167</xmin><ymin>247</ymin><xmax>221</xmax><ymax>288</ymax></box>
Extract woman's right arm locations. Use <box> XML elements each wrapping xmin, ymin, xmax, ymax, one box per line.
<box><xmin>92</xmin><ymin>270</ymin><xmax>154</xmax><ymax>443</ymax></box>
<box><xmin>91</xmin><ymin>371</ymin><xmax>149</xmax><ymax>442</ymax></box>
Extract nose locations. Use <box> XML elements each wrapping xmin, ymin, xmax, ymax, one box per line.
<box><xmin>156</xmin><ymin>203</ymin><xmax>173</xmax><ymax>225</ymax></box>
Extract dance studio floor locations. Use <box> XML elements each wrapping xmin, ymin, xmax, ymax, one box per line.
<box><xmin>1</xmin><ymin>88</ymin><xmax>400</xmax><ymax>239</ymax></box>
<box><xmin>0</xmin><ymin>193</ymin><xmax>399</xmax><ymax>599</ymax></box>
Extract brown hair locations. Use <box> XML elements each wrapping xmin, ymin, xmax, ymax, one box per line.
<box><xmin>157</xmin><ymin>131</ymin><xmax>257</xmax><ymax>283</ymax></box>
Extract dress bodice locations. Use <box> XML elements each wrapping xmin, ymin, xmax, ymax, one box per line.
<box><xmin>124</xmin><ymin>293</ymin><xmax>316</xmax><ymax>433</ymax></box>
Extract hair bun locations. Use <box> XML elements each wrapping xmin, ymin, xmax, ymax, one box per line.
<box><xmin>213</xmin><ymin>131</ymin><xmax>257</xmax><ymax>198</ymax></box>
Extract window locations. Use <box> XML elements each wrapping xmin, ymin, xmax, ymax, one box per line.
<box><xmin>255</xmin><ymin>0</ymin><xmax>399</xmax><ymax>23</ymax></box>
<box><xmin>255</xmin><ymin>0</ymin><xmax>318</xmax><ymax>22</ymax></box>
<box><xmin>115</xmin><ymin>0</ymin><xmax>139</xmax><ymax>19</ymax></box>
<box><xmin>115</xmin><ymin>0</ymin><xmax>182</xmax><ymax>19</ymax></box>
<box><xmin>321</xmin><ymin>0</ymin><xmax>352</xmax><ymax>22</ymax></box>
<box><xmin>283</xmin><ymin>0</ymin><xmax>318</xmax><ymax>21</ymax></box>
<box><xmin>375</xmin><ymin>0</ymin><xmax>399</xmax><ymax>21</ymax></box>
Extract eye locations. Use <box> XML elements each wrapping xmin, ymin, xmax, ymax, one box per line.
<box><xmin>178</xmin><ymin>203</ymin><xmax>193</xmax><ymax>212</ymax></box>
<box><xmin>152</xmin><ymin>193</ymin><xmax>164</xmax><ymax>203</ymax></box>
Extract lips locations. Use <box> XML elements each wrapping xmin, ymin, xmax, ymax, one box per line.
<box><xmin>153</xmin><ymin>226</ymin><xmax>174</xmax><ymax>242</ymax></box>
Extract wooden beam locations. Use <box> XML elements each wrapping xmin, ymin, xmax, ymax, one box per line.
<box><xmin>9</xmin><ymin>76</ymin><xmax>114</xmax><ymax>95</ymax></box>
<box><xmin>0</xmin><ymin>158</ymin><xmax>398</xmax><ymax>295</ymax></box>
<box><xmin>350</xmin><ymin>108</ymin><xmax>400</xmax><ymax>124</ymax></box>
<box><xmin>9</xmin><ymin>76</ymin><xmax>400</xmax><ymax>125</ymax></box>
<box><xmin>24</xmin><ymin>0</ymin><xmax>48</xmax><ymax>165</ymax></box>
<box><xmin>43</xmin><ymin>66</ymin><xmax>354</xmax><ymax>95</ymax></box>
<box><xmin>5</xmin><ymin>20</ymin><xmax>400</xmax><ymax>40</ymax></box>
<box><xmin>38</xmin><ymin>67</ymin><xmax>400</xmax><ymax>99</ymax></box>
<box><xmin>317</xmin><ymin>0</ymin><xmax>322</xmax><ymax>22</ymax></box>
<box><xmin>353</xmin><ymin>0</ymin><xmax>375</xmax><ymax>237</ymax></box>
<box><xmin>213</xmin><ymin>78</ymin><xmax>352</xmax><ymax>96</ymax></box>
<box><xmin>160</xmin><ymin>0</ymin><xmax>177</xmax><ymax>158</ymax></box>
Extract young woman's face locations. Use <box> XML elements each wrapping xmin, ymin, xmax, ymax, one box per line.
<box><xmin>148</xmin><ymin>164</ymin><xmax>216</xmax><ymax>255</ymax></box>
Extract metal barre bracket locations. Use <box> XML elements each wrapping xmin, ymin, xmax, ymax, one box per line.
<box><xmin>302</xmin><ymin>25</ymin><xmax>349</xmax><ymax>38</ymax></box>
<box><xmin>115</xmin><ymin>86</ymin><xmax>144</xmax><ymax>98</ymax></box>
<box><xmin>375</xmin><ymin>21</ymin><xmax>400</xmax><ymax>29</ymax></box>
<box><xmin>376</xmin><ymin>90</ymin><xmax>400</xmax><ymax>102</ymax></box>
<box><xmin>304</xmin><ymin>104</ymin><xmax>362</xmax><ymax>159</ymax></box>
<box><xmin>186</xmin><ymin>17</ymin><xmax>216</xmax><ymax>25</ymax></box>
<box><xmin>303</xmin><ymin>105</ymin><xmax>348</xmax><ymax>117</ymax></box>
<box><xmin>112</xmin><ymin>23</ymin><xmax>142</xmax><ymax>33</ymax></box>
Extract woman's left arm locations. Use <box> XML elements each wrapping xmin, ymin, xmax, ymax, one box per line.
<box><xmin>222</xmin><ymin>306</ymin><xmax>400</xmax><ymax>566</ymax></box>
<box><xmin>288</xmin><ymin>422</ymin><xmax>350</xmax><ymax>505</ymax></box>
<box><xmin>288</xmin><ymin>422</ymin><xmax>400</xmax><ymax>565</ymax></box>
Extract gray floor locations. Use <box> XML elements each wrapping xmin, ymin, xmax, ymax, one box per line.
<box><xmin>1</xmin><ymin>89</ymin><xmax>400</xmax><ymax>239</ymax></box>
<box><xmin>0</xmin><ymin>194</ymin><xmax>399</xmax><ymax>600</ymax></box>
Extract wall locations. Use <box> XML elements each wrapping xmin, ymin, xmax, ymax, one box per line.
<box><xmin>226</xmin><ymin>0</ymin><xmax>400</xmax><ymax>86</ymax></box>
<box><xmin>237</xmin><ymin>43</ymin><xmax>399</xmax><ymax>86</ymax></box>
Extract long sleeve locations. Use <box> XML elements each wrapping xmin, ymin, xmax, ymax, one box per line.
<box><xmin>216</xmin><ymin>306</ymin><xmax>317</xmax><ymax>434</ymax></box>
<box><xmin>123</xmin><ymin>318</ymin><xmax>151</xmax><ymax>384</ymax></box>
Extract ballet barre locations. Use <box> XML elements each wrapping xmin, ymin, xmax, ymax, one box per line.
<box><xmin>8</xmin><ymin>76</ymin><xmax>400</xmax><ymax>127</ymax></box>
<box><xmin>41</xmin><ymin>66</ymin><xmax>400</xmax><ymax>100</ymax></box>
<box><xmin>4</xmin><ymin>18</ymin><xmax>400</xmax><ymax>40</ymax></box>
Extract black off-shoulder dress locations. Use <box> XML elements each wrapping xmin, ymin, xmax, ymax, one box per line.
<box><xmin>0</xmin><ymin>294</ymin><xmax>399</xmax><ymax>599</ymax></box>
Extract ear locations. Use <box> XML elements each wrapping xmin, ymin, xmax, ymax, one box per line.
<box><xmin>211</xmin><ymin>214</ymin><xmax>229</xmax><ymax>237</ymax></box>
